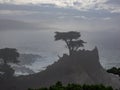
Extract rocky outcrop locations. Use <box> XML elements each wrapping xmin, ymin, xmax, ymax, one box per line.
<box><xmin>0</xmin><ymin>47</ymin><xmax>120</xmax><ymax>90</ymax></box>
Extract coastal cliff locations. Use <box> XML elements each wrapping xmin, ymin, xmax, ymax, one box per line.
<box><xmin>0</xmin><ymin>47</ymin><xmax>120</xmax><ymax>90</ymax></box>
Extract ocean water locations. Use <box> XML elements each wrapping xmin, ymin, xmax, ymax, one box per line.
<box><xmin>0</xmin><ymin>30</ymin><xmax>120</xmax><ymax>75</ymax></box>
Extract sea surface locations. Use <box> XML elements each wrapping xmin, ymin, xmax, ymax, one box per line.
<box><xmin>0</xmin><ymin>30</ymin><xmax>120</xmax><ymax>75</ymax></box>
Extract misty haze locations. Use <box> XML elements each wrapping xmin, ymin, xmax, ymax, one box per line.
<box><xmin>0</xmin><ymin>30</ymin><xmax>120</xmax><ymax>75</ymax></box>
<box><xmin>0</xmin><ymin>0</ymin><xmax>120</xmax><ymax>90</ymax></box>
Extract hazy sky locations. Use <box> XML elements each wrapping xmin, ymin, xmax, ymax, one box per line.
<box><xmin>0</xmin><ymin>0</ymin><xmax>120</xmax><ymax>70</ymax></box>
<box><xmin>0</xmin><ymin>0</ymin><xmax>120</xmax><ymax>32</ymax></box>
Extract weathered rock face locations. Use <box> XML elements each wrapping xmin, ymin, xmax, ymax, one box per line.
<box><xmin>0</xmin><ymin>47</ymin><xmax>120</xmax><ymax>90</ymax></box>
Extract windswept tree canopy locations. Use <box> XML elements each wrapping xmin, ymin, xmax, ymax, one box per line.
<box><xmin>55</xmin><ymin>31</ymin><xmax>80</xmax><ymax>41</ymax></box>
<box><xmin>54</xmin><ymin>31</ymin><xmax>86</xmax><ymax>55</ymax></box>
<box><xmin>0</xmin><ymin>48</ymin><xmax>20</xmax><ymax>64</ymax></box>
<box><xmin>69</xmin><ymin>40</ymin><xmax>85</xmax><ymax>51</ymax></box>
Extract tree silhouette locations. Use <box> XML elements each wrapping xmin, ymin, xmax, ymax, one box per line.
<box><xmin>0</xmin><ymin>48</ymin><xmax>20</xmax><ymax>78</ymax></box>
<box><xmin>29</xmin><ymin>82</ymin><xmax>113</xmax><ymax>90</ymax></box>
<box><xmin>107</xmin><ymin>67</ymin><xmax>120</xmax><ymax>77</ymax></box>
<box><xmin>0</xmin><ymin>48</ymin><xmax>19</xmax><ymax>65</ymax></box>
<box><xmin>54</xmin><ymin>31</ymin><xmax>86</xmax><ymax>55</ymax></box>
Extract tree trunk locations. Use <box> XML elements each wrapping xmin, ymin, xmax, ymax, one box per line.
<box><xmin>3</xmin><ymin>59</ymin><xmax>7</xmax><ymax>65</ymax></box>
<box><xmin>65</xmin><ymin>40</ymin><xmax>71</xmax><ymax>55</ymax></box>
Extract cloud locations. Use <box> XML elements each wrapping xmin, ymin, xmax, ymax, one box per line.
<box><xmin>106</xmin><ymin>0</ymin><xmax>120</xmax><ymax>5</ymax></box>
<box><xmin>0</xmin><ymin>19</ymin><xmax>38</xmax><ymax>30</ymax></box>
<box><xmin>96</xmin><ymin>2</ymin><xmax>120</xmax><ymax>13</ymax></box>
<box><xmin>0</xmin><ymin>1</ymin><xmax>120</xmax><ymax>32</ymax></box>
<box><xmin>0</xmin><ymin>10</ymin><xmax>39</xmax><ymax>15</ymax></box>
<box><xmin>103</xmin><ymin>17</ymin><xmax>111</xmax><ymax>20</ymax></box>
<box><xmin>73</xmin><ymin>15</ymin><xmax>89</xmax><ymax>20</ymax></box>
<box><xmin>0</xmin><ymin>19</ymin><xmax>56</xmax><ymax>31</ymax></box>
<box><xmin>0</xmin><ymin>0</ymin><xmax>120</xmax><ymax>13</ymax></box>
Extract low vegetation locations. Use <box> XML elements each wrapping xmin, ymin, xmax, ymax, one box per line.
<box><xmin>107</xmin><ymin>67</ymin><xmax>120</xmax><ymax>77</ymax></box>
<box><xmin>28</xmin><ymin>81</ymin><xmax>113</xmax><ymax>90</ymax></box>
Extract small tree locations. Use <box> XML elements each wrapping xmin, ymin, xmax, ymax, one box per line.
<box><xmin>54</xmin><ymin>31</ymin><xmax>86</xmax><ymax>55</ymax></box>
<box><xmin>0</xmin><ymin>48</ymin><xmax>19</xmax><ymax>65</ymax></box>
<box><xmin>0</xmin><ymin>48</ymin><xmax>20</xmax><ymax>78</ymax></box>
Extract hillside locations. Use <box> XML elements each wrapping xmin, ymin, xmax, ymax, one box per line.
<box><xmin>0</xmin><ymin>47</ymin><xmax>119</xmax><ymax>90</ymax></box>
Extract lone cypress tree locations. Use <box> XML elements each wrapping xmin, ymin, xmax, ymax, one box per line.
<box><xmin>54</xmin><ymin>31</ymin><xmax>86</xmax><ymax>55</ymax></box>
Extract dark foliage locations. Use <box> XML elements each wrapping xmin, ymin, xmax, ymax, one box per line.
<box><xmin>54</xmin><ymin>31</ymin><xmax>86</xmax><ymax>55</ymax></box>
<box><xmin>0</xmin><ymin>64</ymin><xmax>14</xmax><ymax>79</ymax></box>
<box><xmin>0</xmin><ymin>48</ymin><xmax>20</xmax><ymax>78</ymax></box>
<box><xmin>107</xmin><ymin>67</ymin><xmax>120</xmax><ymax>77</ymax></box>
<box><xmin>54</xmin><ymin>31</ymin><xmax>80</xmax><ymax>41</ymax></box>
<box><xmin>0</xmin><ymin>48</ymin><xmax>20</xmax><ymax>64</ymax></box>
<box><xmin>29</xmin><ymin>82</ymin><xmax>113</xmax><ymax>90</ymax></box>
